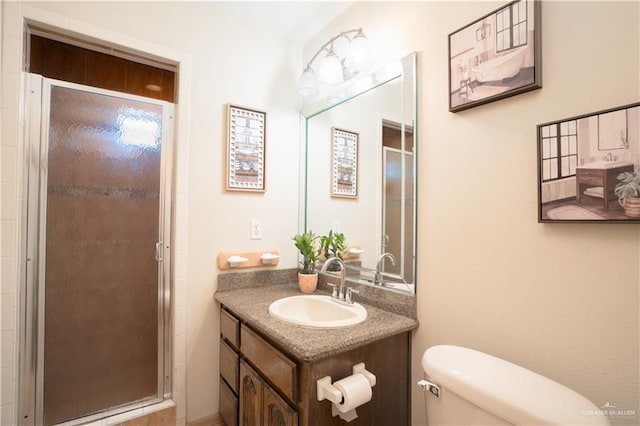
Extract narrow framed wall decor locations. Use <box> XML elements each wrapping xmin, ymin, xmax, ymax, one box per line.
<box><xmin>331</xmin><ymin>127</ymin><xmax>359</xmax><ymax>199</ymax></box>
<box><xmin>448</xmin><ymin>0</ymin><xmax>542</xmax><ymax>112</ymax></box>
<box><xmin>226</xmin><ymin>104</ymin><xmax>266</xmax><ymax>192</ymax></box>
<box><xmin>538</xmin><ymin>102</ymin><xmax>640</xmax><ymax>223</ymax></box>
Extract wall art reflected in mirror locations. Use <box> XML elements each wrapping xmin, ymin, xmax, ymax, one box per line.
<box><xmin>538</xmin><ymin>102</ymin><xmax>640</xmax><ymax>222</ymax></box>
<box><xmin>301</xmin><ymin>53</ymin><xmax>417</xmax><ymax>294</ymax></box>
<box><xmin>331</xmin><ymin>127</ymin><xmax>359</xmax><ymax>199</ymax></box>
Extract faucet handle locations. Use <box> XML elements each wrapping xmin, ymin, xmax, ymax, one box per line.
<box><xmin>345</xmin><ymin>287</ymin><xmax>359</xmax><ymax>304</ymax></box>
<box><xmin>326</xmin><ymin>283</ymin><xmax>339</xmax><ymax>299</ymax></box>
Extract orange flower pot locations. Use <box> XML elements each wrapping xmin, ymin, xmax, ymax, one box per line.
<box><xmin>297</xmin><ymin>272</ymin><xmax>318</xmax><ymax>294</ymax></box>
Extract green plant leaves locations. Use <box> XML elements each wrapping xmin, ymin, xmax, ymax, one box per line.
<box><xmin>615</xmin><ymin>171</ymin><xmax>640</xmax><ymax>199</ymax></box>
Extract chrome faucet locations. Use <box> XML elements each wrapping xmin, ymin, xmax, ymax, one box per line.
<box><xmin>320</xmin><ymin>257</ymin><xmax>358</xmax><ymax>304</ymax></box>
<box><xmin>606</xmin><ymin>152</ymin><xmax>613</xmax><ymax>161</ymax></box>
<box><xmin>374</xmin><ymin>253</ymin><xmax>396</xmax><ymax>285</ymax></box>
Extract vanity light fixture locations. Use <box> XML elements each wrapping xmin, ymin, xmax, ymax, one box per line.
<box><xmin>297</xmin><ymin>28</ymin><xmax>370</xmax><ymax>97</ymax></box>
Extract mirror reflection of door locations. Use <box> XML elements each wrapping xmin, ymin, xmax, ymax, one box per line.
<box><xmin>382</xmin><ymin>121</ymin><xmax>414</xmax><ymax>284</ymax></box>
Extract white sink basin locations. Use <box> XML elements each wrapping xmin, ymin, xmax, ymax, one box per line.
<box><xmin>577</xmin><ymin>160</ymin><xmax>632</xmax><ymax>169</ymax></box>
<box><xmin>268</xmin><ymin>295</ymin><xmax>367</xmax><ymax>328</ymax></box>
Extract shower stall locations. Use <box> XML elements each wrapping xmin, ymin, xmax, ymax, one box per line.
<box><xmin>19</xmin><ymin>75</ymin><xmax>174</xmax><ymax>425</ymax></box>
<box><xmin>381</xmin><ymin>121</ymin><xmax>415</xmax><ymax>286</ymax></box>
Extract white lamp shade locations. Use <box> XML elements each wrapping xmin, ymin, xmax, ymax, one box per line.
<box><xmin>318</xmin><ymin>51</ymin><xmax>344</xmax><ymax>85</ymax></box>
<box><xmin>298</xmin><ymin>66</ymin><xmax>319</xmax><ymax>97</ymax></box>
<box><xmin>348</xmin><ymin>31</ymin><xmax>369</xmax><ymax>66</ymax></box>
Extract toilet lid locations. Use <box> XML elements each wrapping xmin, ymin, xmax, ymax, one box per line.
<box><xmin>422</xmin><ymin>345</ymin><xmax>609</xmax><ymax>426</ymax></box>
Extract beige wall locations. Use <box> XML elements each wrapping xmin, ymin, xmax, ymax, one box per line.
<box><xmin>304</xmin><ymin>1</ymin><xmax>639</xmax><ymax>424</ymax></box>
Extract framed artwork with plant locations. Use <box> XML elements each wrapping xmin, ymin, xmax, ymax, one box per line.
<box><xmin>537</xmin><ymin>102</ymin><xmax>640</xmax><ymax>222</ymax></box>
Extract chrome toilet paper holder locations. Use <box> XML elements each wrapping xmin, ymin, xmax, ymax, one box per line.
<box><xmin>316</xmin><ymin>362</ymin><xmax>377</xmax><ymax>404</ymax></box>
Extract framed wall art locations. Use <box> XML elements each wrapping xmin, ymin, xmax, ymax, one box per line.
<box><xmin>449</xmin><ymin>0</ymin><xmax>542</xmax><ymax>112</ymax></box>
<box><xmin>226</xmin><ymin>104</ymin><xmax>266</xmax><ymax>192</ymax></box>
<box><xmin>331</xmin><ymin>127</ymin><xmax>358</xmax><ymax>199</ymax></box>
<box><xmin>538</xmin><ymin>102</ymin><xmax>640</xmax><ymax>223</ymax></box>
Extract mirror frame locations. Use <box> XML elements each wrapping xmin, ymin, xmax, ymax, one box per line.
<box><xmin>298</xmin><ymin>52</ymin><xmax>418</xmax><ymax>294</ymax></box>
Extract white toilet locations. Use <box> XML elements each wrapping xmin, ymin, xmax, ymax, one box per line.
<box><xmin>420</xmin><ymin>345</ymin><xmax>610</xmax><ymax>426</ymax></box>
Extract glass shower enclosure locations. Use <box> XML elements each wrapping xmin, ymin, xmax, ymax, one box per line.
<box><xmin>19</xmin><ymin>75</ymin><xmax>173</xmax><ymax>425</ymax></box>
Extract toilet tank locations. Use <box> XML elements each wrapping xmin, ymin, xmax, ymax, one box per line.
<box><xmin>421</xmin><ymin>345</ymin><xmax>610</xmax><ymax>426</ymax></box>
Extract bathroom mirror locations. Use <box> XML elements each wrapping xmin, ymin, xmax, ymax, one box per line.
<box><xmin>598</xmin><ymin>109</ymin><xmax>627</xmax><ymax>150</ymax></box>
<box><xmin>301</xmin><ymin>52</ymin><xmax>417</xmax><ymax>294</ymax></box>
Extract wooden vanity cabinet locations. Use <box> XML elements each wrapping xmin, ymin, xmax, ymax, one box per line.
<box><xmin>219</xmin><ymin>306</ymin><xmax>411</xmax><ymax>426</ymax></box>
<box><xmin>576</xmin><ymin>164</ymin><xmax>633</xmax><ymax>210</ymax></box>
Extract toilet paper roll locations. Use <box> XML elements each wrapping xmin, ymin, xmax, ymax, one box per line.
<box><xmin>333</xmin><ymin>373</ymin><xmax>373</xmax><ymax>414</ymax></box>
<box><xmin>332</xmin><ymin>404</ymin><xmax>358</xmax><ymax>422</ymax></box>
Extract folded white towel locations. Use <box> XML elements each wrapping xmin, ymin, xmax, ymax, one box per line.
<box><xmin>583</xmin><ymin>186</ymin><xmax>604</xmax><ymax>198</ymax></box>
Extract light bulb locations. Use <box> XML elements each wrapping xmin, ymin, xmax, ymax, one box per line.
<box><xmin>348</xmin><ymin>29</ymin><xmax>369</xmax><ymax>66</ymax></box>
<box><xmin>297</xmin><ymin>65</ymin><xmax>318</xmax><ymax>97</ymax></box>
<box><xmin>318</xmin><ymin>48</ymin><xmax>344</xmax><ymax>85</ymax></box>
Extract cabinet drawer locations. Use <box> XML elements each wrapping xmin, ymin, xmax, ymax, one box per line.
<box><xmin>577</xmin><ymin>169</ymin><xmax>603</xmax><ymax>183</ymax></box>
<box><xmin>220</xmin><ymin>377</ymin><xmax>239</xmax><ymax>426</ymax></box>
<box><xmin>578</xmin><ymin>174</ymin><xmax>602</xmax><ymax>185</ymax></box>
<box><xmin>221</xmin><ymin>308</ymin><xmax>240</xmax><ymax>349</ymax></box>
<box><xmin>220</xmin><ymin>339</ymin><xmax>239</xmax><ymax>393</ymax></box>
<box><xmin>240</xmin><ymin>325</ymin><xmax>297</xmax><ymax>401</ymax></box>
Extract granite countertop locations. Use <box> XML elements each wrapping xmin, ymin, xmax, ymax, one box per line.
<box><xmin>214</xmin><ymin>284</ymin><xmax>419</xmax><ymax>362</ymax></box>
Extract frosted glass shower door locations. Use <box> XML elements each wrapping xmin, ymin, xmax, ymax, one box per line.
<box><xmin>382</xmin><ymin>148</ymin><xmax>414</xmax><ymax>284</ymax></box>
<box><xmin>26</xmin><ymin>78</ymin><xmax>173</xmax><ymax>425</ymax></box>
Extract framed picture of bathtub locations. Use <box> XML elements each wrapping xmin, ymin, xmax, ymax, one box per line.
<box><xmin>331</xmin><ymin>127</ymin><xmax>359</xmax><ymax>199</ymax></box>
<box><xmin>225</xmin><ymin>104</ymin><xmax>267</xmax><ymax>192</ymax></box>
<box><xmin>537</xmin><ymin>102</ymin><xmax>640</xmax><ymax>223</ymax></box>
<box><xmin>448</xmin><ymin>0</ymin><xmax>542</xmax><ymax>112</ymax></box>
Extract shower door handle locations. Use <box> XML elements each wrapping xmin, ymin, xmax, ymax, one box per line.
<box><xmin>155</xmin><ymin>242</ymin><xmax>163</xmax><ymax>261</ymax></box>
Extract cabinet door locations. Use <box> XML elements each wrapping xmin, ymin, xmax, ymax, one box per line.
<box><xmin>263</xmin><ymin>386</ymin><xmax>298</xmax><ymax>426</ymax></box>
<box><xmin>240</xmin><ymin>361</ymin><xmax>263</xmax><ymax>426</ymax></box>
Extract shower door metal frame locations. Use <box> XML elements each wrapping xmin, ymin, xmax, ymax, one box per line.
<box><xmin>381</xmin><ymin>146</ymin><xmax>413</xmax><ymax>280</ymax></box>
<box><xmin>19</xmin><ymin>74</ymin><xmax>174</xmax><ymax>426</ymax></box>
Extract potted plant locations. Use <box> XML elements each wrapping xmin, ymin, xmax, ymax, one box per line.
<box><xmin>615</xmin><ymin>171</ymin><xmax>640</xmax><ymax>217</ymax></box>
<box><xmin>319</xmin><ymin>230</ymin><xmax>347</xmax><ymax>272</ymax></box>
<box><xmin>292</xmin><ymin>231</ymin><xmax>321</xmax><ymax>293</ymax></box>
